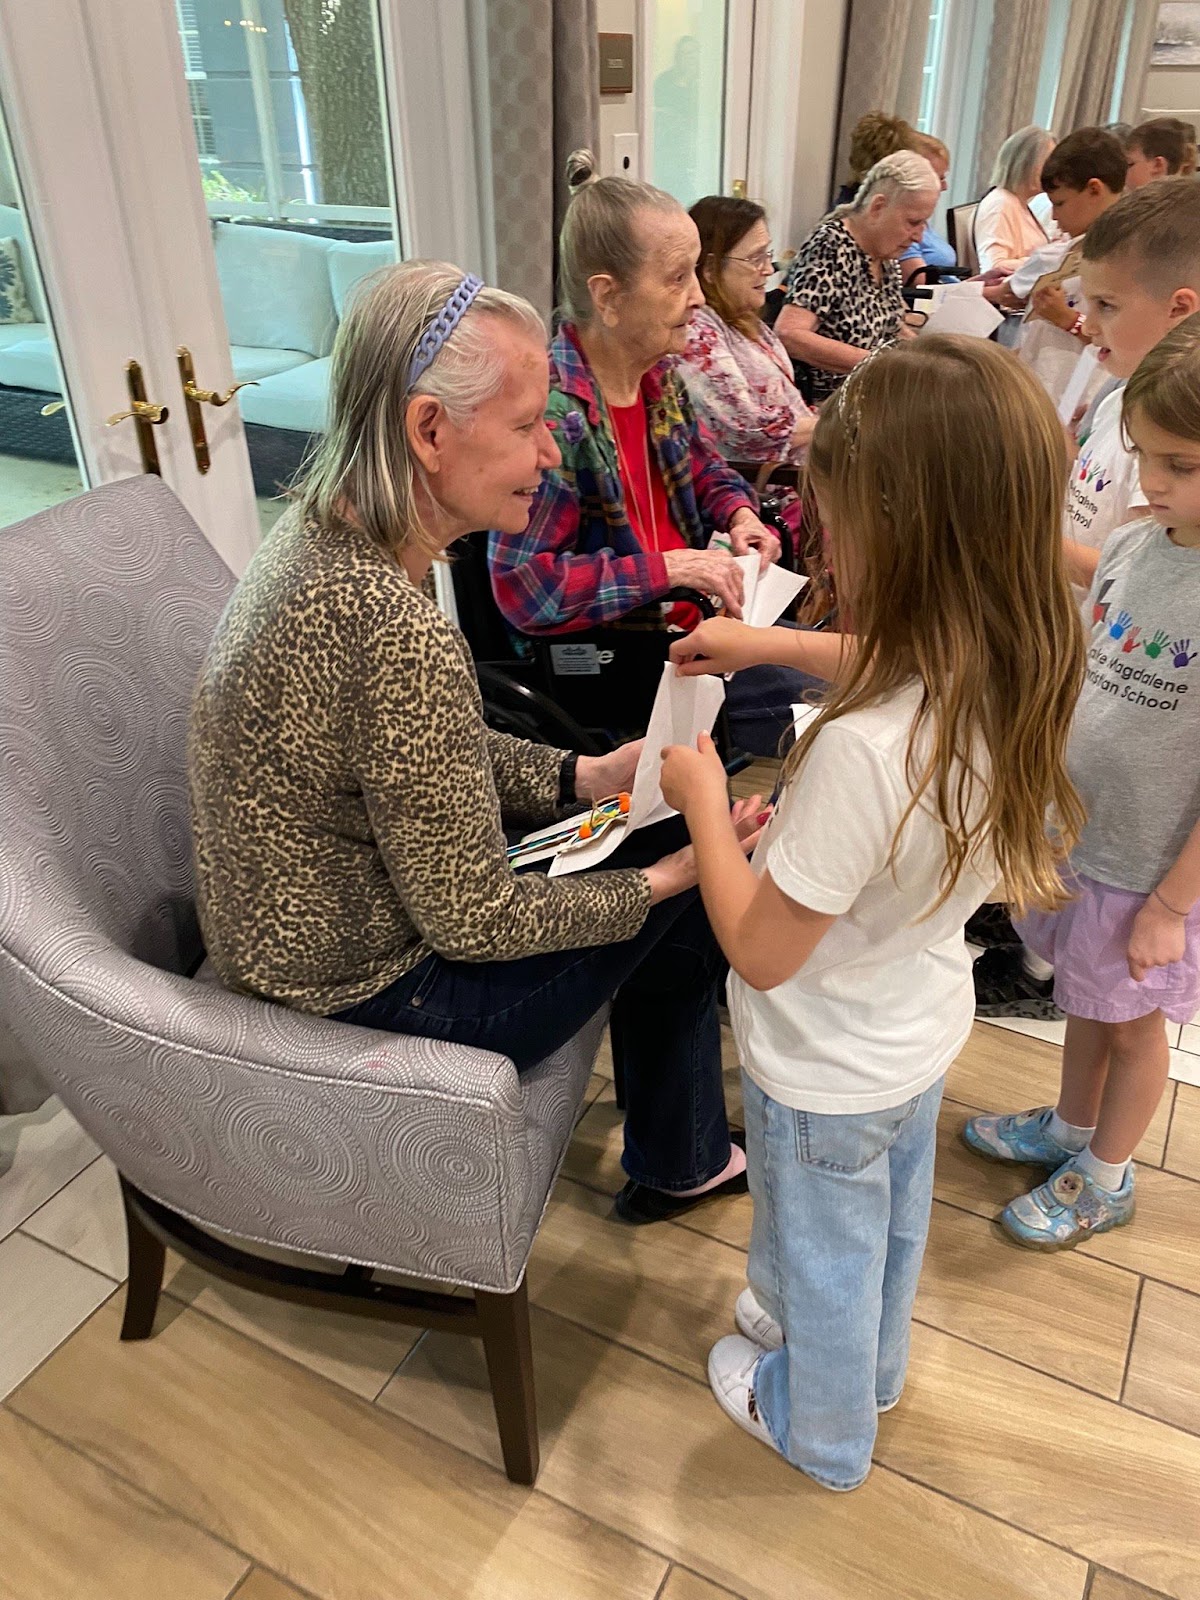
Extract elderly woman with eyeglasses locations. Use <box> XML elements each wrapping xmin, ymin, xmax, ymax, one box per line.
<box><xmin>677</xmin><ymin>194</ymin><xmax>816</xmax><ymax>468</ymax></box>
<box><xmin>189</xmin><ymin>259</ymin><xmax>766</xmax><ymax>1225</ymax></box>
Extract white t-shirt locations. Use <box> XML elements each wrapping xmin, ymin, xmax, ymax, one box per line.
<box><xmin>1065</xmin><ymin>385</ymin><xmax>1142</xmax><ymax>599</ymax></box>
<box><xmin>729</xmin><ymin>686</ymin><xmax>995</xmax><ymax>1115</ymax></box>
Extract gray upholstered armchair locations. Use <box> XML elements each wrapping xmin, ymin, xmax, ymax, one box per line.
<box><xmin>0</xmin><ymin>476</ymin><xmax>606</xmax><ymax>1483</ymax></box>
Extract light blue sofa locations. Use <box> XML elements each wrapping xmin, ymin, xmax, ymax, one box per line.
<box><xmin>0</xmin><ymin>209</ymin><xmax>394</xmax><ymax>437</ymax></box>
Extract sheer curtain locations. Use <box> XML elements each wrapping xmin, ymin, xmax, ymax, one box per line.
<box><xmin>1052</xmin><ymin>0</ymin><xmax>1130</xmax><ymax>131</ymax></box>
<box><xmin>474</xmin><ymin>0</ymin><xmax>598</xmax><ymax>321</ymax></box>
<box><xmin>971</xmin><ymin>0</ymin><xmax>1053</xmax><ymax>196</ymax></box>
<box><xmin>834</xmin><ymin>0</ymin><xmax>931</xmax><ymax>189</ymax></box>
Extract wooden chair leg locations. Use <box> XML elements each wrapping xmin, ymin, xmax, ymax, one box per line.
<box><xmin>475</xmin><ymin>1280</ymin><xmax>539</xmax><ymax>1485</ymax></box>
<box><xmin>119</xmin><ymin>1179</ymin><xmax>166</xmax><ymax>1341</ymax></box>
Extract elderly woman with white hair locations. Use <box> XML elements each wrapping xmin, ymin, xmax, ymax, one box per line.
<box><xmin>775</xmin><ymin>151</ymin><xmax>941</xmax><ymax>404</ymax></box>
<box><xmin>189</xmin><ymin>259</ymin><xmax>765</xmax><ymax>1225</ymax></box>
<box><xmin>974</xmin><ymin>125</ymin><xmax>1056</xmax><ymax>274</ymax></box>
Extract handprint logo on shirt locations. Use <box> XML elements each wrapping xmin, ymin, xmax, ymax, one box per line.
<box><xmin>1144</xmin><ymin>630</ymin><xmax>1171</xmax><ymax>660</ymax></box>
<box><xmin>1121</xmin><ymin>627</ymin><xmax>1141</xmax><ymax>653</ymax></box>
<box><xmin>1109</xmin><ymin>610</ymin><xmax>1134</xmax><ymax>640</ymax></box>
<box><xmin>1172</xmin><ymin>639</ymin><xmax>1197</xmax><ymax>668</ymax></box>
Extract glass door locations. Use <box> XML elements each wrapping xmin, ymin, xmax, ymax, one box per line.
<box><xmin>0</xmin><ymin>97</ymin><xmax>86</xmax><ymax>532</ymax></box>
<box><xmin>0</xmin><ymin>0</ymin><xmax>415</xmax><ymax>573</ymax></box>
<box><xmin>643</xmin><ymin>0</ymin><xmax>755</xmax><ymax>208</ymax></box>
<box><xmin>173</xmin><ymin>0</ymin><xmax>399</xmax><ymax>536</ymax></box>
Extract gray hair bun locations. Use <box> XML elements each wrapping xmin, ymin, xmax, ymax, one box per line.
<box><xmin>566</xmin><ymin>148</ymin><xmax>600</xmax><ymax>195</ymax></box>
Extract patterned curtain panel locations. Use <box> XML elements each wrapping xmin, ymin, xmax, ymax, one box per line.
<box><xmin>834</xmin><ymin>0</ymin><xmax>929</xmax><ymax>190</ymax></box>
<box><xmin>1053</xmin><ymin>0</ymin><xmax>1128</xmax><ymax>133</ymax></box>
<box><xmin>483</xmin><ymin>0</ymin><xmax>599</xmax><ymax>322</ymax></box>
<box><xmin>1119</xmin><ymin>0</ymin><xmax>1163</xmax><ymax>125</ymax></box>
<box><xmin>970</xmin><ymin>0</ymin><xmax>1052</xmax><ymax>197</ymax></box>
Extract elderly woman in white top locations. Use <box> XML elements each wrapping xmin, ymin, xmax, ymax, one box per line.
<box><xmin>974</xmin><ymin>126</ymin><xmax>1055</xmax><ymax>274</ymax></box>
<box><xmin>775</xmin><ymin>152</ymin><xmax>940</xmax><ymax>405</ymax></box>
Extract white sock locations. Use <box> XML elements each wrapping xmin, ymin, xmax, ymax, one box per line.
<box><xmin>1021</xmin><ymin>946</ymin><xmax>1054</xmax><ymax>983</ymax></box>
<box><xmin>1047</xmin><ymin>1110</ymin><xmax>1094</xmax><ymax>1153</ymax></box>
<box><xmin>1074</xmin><ymin>1144</ymin><xmax>1130</xmax><ymax>1192</ymax></box>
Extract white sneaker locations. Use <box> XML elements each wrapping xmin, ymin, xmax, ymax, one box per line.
<box><xmin>734</xmin><ymin>1287</ymin><xmax>784</xmax><ymax>1352</ymax></box>
<box><xmin>708</xmin><ymin>1335</ymin><xmax>777</xmax><ymax>1450</ymax></box>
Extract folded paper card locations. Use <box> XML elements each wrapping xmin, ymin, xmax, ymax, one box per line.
<box><xmin>512</xmin><ymin>556</ymin><xmax>807</xmax><ymax>875</ymax></box>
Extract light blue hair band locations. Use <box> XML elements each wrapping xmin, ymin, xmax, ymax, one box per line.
<box><xmin>406</xmin><ymin>273</ymin><xmax>485</xmax><ymax>392</ymax></box>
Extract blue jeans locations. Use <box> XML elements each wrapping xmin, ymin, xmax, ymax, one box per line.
<box><xmin>742</xmin><ymin>1071</ymin><xmax>944</xmax><ymax>1490</ymax></box>
<box><xmin>332</xmin><ymin>820</ymin><xmax>731</xmax><ymax>1192</ymax></box>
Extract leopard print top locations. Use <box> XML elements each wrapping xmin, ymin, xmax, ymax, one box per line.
<box><xmin>784</xmin><ymin>215</ymin><xmax>904</xmax><ymax>404</ymax></box>
<box><xmin>188</xmin><ymin>508</ymin><xmax>652</xmax><ymax>1015</ymax></box>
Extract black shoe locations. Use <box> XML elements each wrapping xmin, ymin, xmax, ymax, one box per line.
<box><xmin>614</xmin><ymin>1130</ymin><xmax>748</xmax><ymax>1225</ymax></box>
<box><xmin>966</xmin><ymin>902</ymin><xmax>1021</xmax><ymax>949</ymax></box>
<box><xmin>973</xmin><ymin>945</ymin><xmax>1063</xmax><ymax>1021</ymax></box>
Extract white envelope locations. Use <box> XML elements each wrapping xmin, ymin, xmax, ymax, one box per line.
<box><xmin>918</xmin><ymin>281</ymin><xmax>1004</xmax><ymax>340</ymax></box>
<box><xmin>735</xmin><ymin>551</ymin><xmax>808</xmax><ymax>628</ymax></box>
<box><xmin>1056</xmin><ymin>344</ymin><xmax>1101</xmax><ymax>425</ymax></box>
<box><xmin>545</xmin><ymin>663</ymin><xmax>726</xmax><ymax>875</ymax></box>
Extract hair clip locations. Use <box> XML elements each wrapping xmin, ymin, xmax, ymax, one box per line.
<box><xmin>407</xmin><ymin>273</ymin><xmax>485</xmax><ymax>392</ymax></box>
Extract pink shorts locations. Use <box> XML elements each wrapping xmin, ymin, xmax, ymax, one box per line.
<box><xmin>1016</xmin><ymin>873</ymin><xmax>1200</xmax><ymax>1025</ymax></box>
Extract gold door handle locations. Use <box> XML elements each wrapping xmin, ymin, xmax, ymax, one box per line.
<box><xmin>182</xmin><ymin>378</ymin><xmax>257</xmax><ymax>407</ymax></box>
<box><xmin>177</xmin><ymin>346</ymin><xmax>258</xmax><ymax>474</ymax></box>
<box><xmin>105</xmin><ymin>400</ymin><xmax>168</xmax><ymax>426</ymax></box>
<box><xmin>104</xmin><ymin>360</ymin><xmax>168</xmax><ymax>475</ymax></box>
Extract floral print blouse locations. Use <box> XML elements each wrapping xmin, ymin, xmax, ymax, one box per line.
<box><xmin>677</xmin><ymin>305</ymin><xmax>814</xmax><ymax>466</ymax></box>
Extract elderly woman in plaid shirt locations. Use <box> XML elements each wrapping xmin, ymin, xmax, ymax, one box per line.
<box><xmin>487</xmin><ymin>150</ymin><xmax>816</xmax><ymax>756</ymax></box>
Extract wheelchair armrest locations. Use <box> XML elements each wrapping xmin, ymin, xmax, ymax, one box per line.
<box><xmin>616</xmin><ymin>588</ymin><xmax>717</xmax><ymax>625</ymax></box>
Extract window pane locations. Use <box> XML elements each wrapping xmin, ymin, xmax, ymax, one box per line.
<box><xmin>175</xmin><ymin>0</ymin><xmax>400</xmax><ymax>530</ymax></box>
<box><xmin>650</xmin><ymin>1</ymin><xmax>728</xmax><ymax>208</ymax></box>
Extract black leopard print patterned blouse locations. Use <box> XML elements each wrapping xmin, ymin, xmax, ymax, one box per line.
<box><xmin>188</xmin><ymin>509</ymin><xmax>651</xmax><ymax>1014</ymax></box>
<box><xmin>784</xmin><ymin>215</ymin><xmax>904</xmax><ymax>404</ymax></box>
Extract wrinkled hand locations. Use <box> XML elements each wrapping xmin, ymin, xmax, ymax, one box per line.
<box><xmin>1128</xmin><ymin>896</ymin><xmax>1188</xmax><ymax>982</ymax></box>
<box><xmin>660</xmin><ymin>730</ymin><xmax>730</xmax><ymax>816</ymax></box>
<box><xmin>576</xmin><ymin>738</ymin><xmax>643</xmax><ymax>802</ymax></box>
<box><xmin>669</xmin><ymin>616</ymin><xmax>767</xmax><ymax>678</ymax></box>
<box><xmin>728</xmin><ymin>510</ymin><xmax>782</xmax><ymax>572</ymax></box>
<box><xmin>662</xmin><ymin>547</ymin><xmax>745</xmax><ymax>619</ymax></box>
<box><xmin>1031</xmin><ymin>283</ymin><xmax>1075</xmax><ymax>331</ymax></box>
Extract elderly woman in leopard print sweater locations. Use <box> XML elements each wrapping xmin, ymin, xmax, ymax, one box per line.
<box><xmin>188</xmin><ymin>261</ymin><xmax>762</xmax><ymax>1224</ymax></box>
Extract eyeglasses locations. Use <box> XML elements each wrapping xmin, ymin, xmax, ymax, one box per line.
<box><xmin>724</xmin><ymin>245</ymin><xmax>776</xmax><ymax>272</ymax></box>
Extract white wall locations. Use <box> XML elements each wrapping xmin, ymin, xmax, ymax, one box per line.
<box><xmin>597</xmin><ymin>0</ymin><xmax>640</xmax><ymax>176</ymax></box>
<box><xmin>1140</xmin><ymin>66</ymin><xmax>1200</xmax><ymax>129</ymax></box>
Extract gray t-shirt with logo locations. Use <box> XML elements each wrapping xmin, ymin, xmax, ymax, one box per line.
<box><xmin>1073</xmin><ymin>518</ymin><xmax>1200</xmax><ymax>892</ymax></box>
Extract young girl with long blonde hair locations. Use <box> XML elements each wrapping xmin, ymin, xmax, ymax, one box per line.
<box><xmin>965</xmin><ymin>314</ymin><xmax>1200</xmax><ymax>1249</ymax></box>
<box><xmin>660</xmin><ymin>335</ymin><xmax>1084</xmax><ymax>1491</ymax></box>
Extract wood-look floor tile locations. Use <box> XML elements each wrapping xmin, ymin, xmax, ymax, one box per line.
<box><xmin>878</xmin><ymin>1322</ymin><xmax>1200</xmax><ymax>1598</ymax></box>
<box><xmin>936</xmin><ymin>1102</ymin><xmax>1200</xmax><ymax>1293</ymax></box>
<box><xmin>659</xmin><ymin>1569</ymin><xmax>745</xmax><ymax>1600</ymax></box>
<box><xmin>0</xmin><ymin>1408</ymin><xmax>248</xmax><ymax>1600</ymax></box>
<box><xmin>946</xmin><ymin>1028</ymin><xmax>1173</xmax><ymax>1165</ymax></box>
<box><xmin>914</xmin><ymin>1202</ymin><xmax>1137</xmax><ymax>1397</ymax></box>
<box><xmin>561</xmin><ymin>1080</ymin><xmax>752</xmax><ymax>1252</ymax></box>
<box><xmin>529</xmin><ymin>1181</ymin><xmax>746</xmax><ymax>1381</ymax></box>
<box><xmin>1164</xmin><ymin>1083</ymin><xmax>1200</xmax><ymax>1179</ymax></box>
<box><xmin>229</xmin><ymin>1571</ymin><xmax>312</xmax><ymax>1600</ymax></box>
<box><xmin>8</xmin><ymin>1298</ymin><xmax>668</xmax><ymax>1600</ymax></box>
<box><xmin>22</xmin><ymin>1157</ymin><xmax>421</xmax><ymax>1400</ymax></box>
<box><xmin>1124</xmin><ymin>1281</ymin><xmax>1200</xmax><ymax>1434</ymax></box>
<box><xmin>380</xmin><ymin>1307</ymin><xmax>1086</xmax><ymax>1600</ymax></box>
<box><xmin>1090</xmin><ymin>1572</ymin><xmax>1175</xmax><ymax>1600</ymax></box>
<box><xmin>0</xmin><ymin>1233</ymin><xmax>113</xmax><ymax>1398</ymax></box>
<box><xmin>0</xmin><ymin>1099</ymin><xmax>99</xmax><ymax>1242</ymax></box>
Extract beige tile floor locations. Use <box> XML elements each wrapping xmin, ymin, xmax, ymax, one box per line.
<box><xmin>2</xmin><ymin>1012</ymin><xmax>1199</xmax><ymax>1600</ymax></box>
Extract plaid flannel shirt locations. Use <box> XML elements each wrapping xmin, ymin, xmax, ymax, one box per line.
<box><xmin>487</xmin><ymin>323</ymin><xmax>756</xmax><ymax>635</ymax></box>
